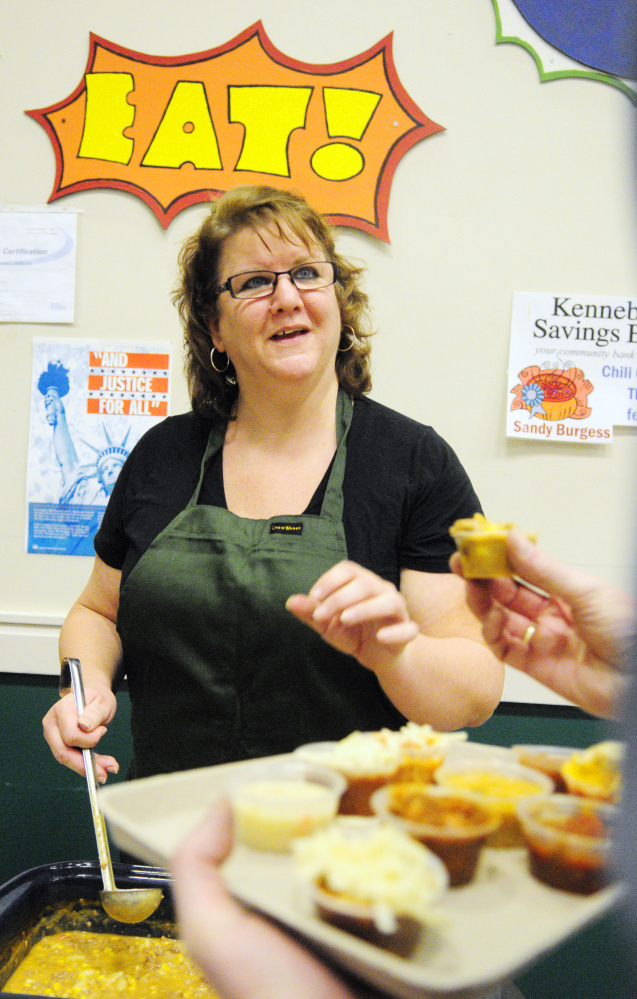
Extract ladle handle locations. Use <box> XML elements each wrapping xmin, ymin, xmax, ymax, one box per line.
<box><xmin>60</xmin><ymin>657</ymin><xmax>116</xmax><ymax>893</ymax></box>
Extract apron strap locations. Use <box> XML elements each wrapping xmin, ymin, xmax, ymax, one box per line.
<box><xmin>319</xmin><ymin>386</ymin><xmax>352</xmax><ymax>524</ymax></box>
<box><xmin>188</xmin><ymin>418</ymin><xmax>227</xmax><ymax>508</ymax></box>
<box><xmin>188</xmin><ymin>386</ymin><xmax>354</xmax><ymax>522</ymax></box>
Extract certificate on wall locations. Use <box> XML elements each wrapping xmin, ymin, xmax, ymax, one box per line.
<box><xmin>506</xmin><ymin>292</ymin><xmax>637</xmax><ymax>444</ymax></box>
<box><xmin>27</xmin><ymin>338</ymin><xmax>171</xmax><ymax>556</ymax></box>
<box><xmin>0</xmin><ymin>210</ymin><xmax>78</xmax><ymax>323</ymax></box>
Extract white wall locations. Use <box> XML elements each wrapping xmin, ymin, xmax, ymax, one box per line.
<box><xmin>1</xmin><ymin>1</ymin><xmax>636</xmax><ymax>704</ymax></box>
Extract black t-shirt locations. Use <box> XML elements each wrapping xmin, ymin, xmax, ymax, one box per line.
<box><xmin>95</xmin><ymin>395</ymin><xmax>482</xmax><ymax>588</ymax></box>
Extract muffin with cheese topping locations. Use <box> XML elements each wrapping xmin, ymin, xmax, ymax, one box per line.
<box><xmin>371</xmin><ymin>783</ymin><xmax>501</xmax><ymax>886</ymax></box>
<box><xmin>560</xmin><ymin>741</ymin><xmax>624</xmax><ymax>804</ymax></box>
<box><xmin>294</xmin><ymin>733</ymin><xmax>402</xmax><ymax>815</ymax></box>
<box><xmin>450</xmin><ymin>512</ymin><xmax>536</xmax><ymax>579</ymax></box>
<box><xmin>435</xmin><ymin>758</ymin><xmax>554</xmax><ymax>847</ymax></box>
<box><xmin>295</xmin><ymin>724</ymin><xmax>467</xmax><ymax>815</ymax></box>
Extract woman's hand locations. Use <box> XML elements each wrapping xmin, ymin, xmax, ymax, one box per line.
<box><xmin>287</xmin><ymin>560</ymin><xmax>503</xmax><ymax>729</ymax></box>
<box><xmin>45</xmin><ymin>556</ymin><xmax>123</xmax><ymax>782</ymax></box>
<box><xmin>286</xmin><ymin>561</ymin><xmax>419</xmax><ymax>673</ymax></box>
<box><xmin>171</xmin><ymin>799</ymin><xmax>360</xmax><ymax>999</ymax></box>
<box><xmin>450</xmin><ymin>527</ymin><xmax>635</xmax><ymax>719</ymax></box>
<box><xmin>42</xmin><ymin>686</ymin><xmax>119</xmax><ymax>783</ymax></box>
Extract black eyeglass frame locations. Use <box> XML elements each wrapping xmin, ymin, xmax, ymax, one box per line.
<box><xmin>216</xmin><ymin>261</ymin><xmax>338</xmax><ymax>299</ymax></box>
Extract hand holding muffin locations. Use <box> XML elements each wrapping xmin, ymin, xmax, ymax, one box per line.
<box><xmin>450</xmin><ymin>526</ymin><xmax>635</xmax><ymax>719</ymax></box>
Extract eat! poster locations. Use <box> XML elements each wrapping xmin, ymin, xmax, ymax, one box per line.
<box><xmin>27</xmin><ymin>337</ymin><xmax>171</xmax><ymax>555</ymax></box>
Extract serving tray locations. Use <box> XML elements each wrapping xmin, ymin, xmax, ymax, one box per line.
<box><xmin>97</xmin><ymin>753</ymin><xmax>621</xmax><ymax>999</ymax></box>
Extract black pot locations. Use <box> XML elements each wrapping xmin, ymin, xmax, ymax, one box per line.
<box><xmin>0</xmin><ymin>860</ymin><xmax>173</xmax><ymax>999</ymax></box>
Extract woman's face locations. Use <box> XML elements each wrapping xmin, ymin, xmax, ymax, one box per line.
<box><xmin>210</xmin><ymin>223</ymin><xmax>342</xmax><ymax>393</ymax></box>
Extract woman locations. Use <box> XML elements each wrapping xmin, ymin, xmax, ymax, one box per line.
<box><xmin>43</xmin><ymin>184</ymin><xmax>503</xmax><ymax>783</ymax></box>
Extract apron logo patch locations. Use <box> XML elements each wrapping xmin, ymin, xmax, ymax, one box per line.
<box><xmin>270</xmin><ymin>522</ymin><xmax>303</xmax><ymax>535</ymax></box>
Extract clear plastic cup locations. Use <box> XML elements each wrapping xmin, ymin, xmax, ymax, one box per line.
<box><xmin>227</xmin><ymin>759</ymin><xmax>346</xmax><ymax>851</ymax></box>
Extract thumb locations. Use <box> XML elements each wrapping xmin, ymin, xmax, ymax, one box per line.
<box><xmin>173</xmin><ymin>797</ymin><xmax>234</xmax><ymax>876</ymax></box>
<box><xmin>506</xmin><ymin>528</ymin><xmax>593</xmax><ymax>606</ymax></box>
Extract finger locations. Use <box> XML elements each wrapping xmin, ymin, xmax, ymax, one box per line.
<box><xmin>376</xmin><ymin>620</ymin><xmax>420</xmax><ymax>645</ymax></box>
<box><xmin>488</xmin><ymin>578</ymin><xmax>560</xmax><ymax>621</ymax></box>
<box><xmin>45</xmin><ymin>722</ymin><xmax>119</xmax><ymax>781</ymax></box>
<box><xmin>477</xmin><ymin>603</ymin><xmax>510</xmax><ymax>658</ymax></box>
<box><xmin>93</xmin><ymin>754</ymin><xmax>120</xmax><ymax>780</ymax></box>
<box><xmin>59</xmin><ymin>716</ymin><xmax>110</xmax><ymax>750</ymax></box>
<box><xmin>338</xmin><ymin>591</ymin><xmax>408</xmax><ymax>626</ymax></box>
<box><xmin>43</xmin><ymin>707</ymin><xmax>85</xmax><ymax>773</ymax></box>
<box><xmin>53</xmin><ymin>691</ymin><xmax>111</xmax><ymax>741</ymax></box>
<box><xmin>505</xmin><ymin>528</ymin><xmax>596</xmax><ymax>604</ymax></box>
<box><xmin>481</xmin><ymin>603</ymin><xmax>530</xmax><ymax>650</ymax></box>
<box><xmin>173</xmin><ymin>797</ymin><xmax>234</xmax><ymax>875</ymax></box>
<box><xmin>308</xmin><ymin>560</ymin><xmax>363</xmax><ymax>603</ymax></box>
<box><xmin>285</xmin><ymin>593</ymin><xmax>318</xmax><ymax>622</ymax></box>
<box><xmin>45</xmin><ymin>736</ymin><xmax>88</xmax><ymax>777</ymax></box>
<box><xmin>77</xmin><ymin>690</ymin><xmax>116</xmax><ymax>733</ymax></box>
<box><xmin>461</xmin><ymin>577</ymin><xmax>499</xmax><ymax>620</ymax></box>
<box><xmin>449</xmin><ymin>552</ymin><xmax>463</xmax><ymax>577</ymax></box>
<box><xmin>77</xmin><ymin>707</ymin><xmax>110</xmax><ymax>734</ymax></box>
<box><xmin>312</xmin><ymin>574</ymin><xmax>392</xmax><ymax>623</ymax></box>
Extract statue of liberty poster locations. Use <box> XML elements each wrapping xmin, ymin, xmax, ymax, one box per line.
<box><xmin>27</xmin><ymin>337</ymin><xmax>171</xmax><ymax>555</ymax></box>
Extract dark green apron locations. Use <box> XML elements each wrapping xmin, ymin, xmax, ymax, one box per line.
<box><xmin>117</xmin><ymin>388</ymin><xmax>404</xmax><ymax>779</ymax></box>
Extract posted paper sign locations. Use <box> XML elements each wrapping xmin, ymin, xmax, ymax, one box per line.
<box><xmin>0</xmin><ymin>210</ymin><xmax>77</xmax><ymax>322</ymax></box>
<box><xmin>27</xmin><ymin>338</ymin><xmax>171</xmax><ymax>555</ymax></box>
<box><xmin>507</xmin><ymin>292</ymin><xmax>637</xmax><ymax>444</ymax></box>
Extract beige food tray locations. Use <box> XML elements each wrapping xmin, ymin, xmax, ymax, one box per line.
<box><xmin>98</xmin><ymin>753</ymin><xmax>621</xmax><ymax>999</ymax></box>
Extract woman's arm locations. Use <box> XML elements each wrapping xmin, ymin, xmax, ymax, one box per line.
<box><xmin>287</xmin><ymin>562</ymin><xmax>504</xmax><ymax>730</ymax></box>
<box><xmin>43</xmin><ymin>555</ymin><xmax>123</xmax><ymax>782</ymax></box>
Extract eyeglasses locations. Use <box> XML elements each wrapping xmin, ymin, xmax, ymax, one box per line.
<box><xmin>216</xmin><ymin>261</ymin><xmax>338</xmax><ymax>300</ymax></box>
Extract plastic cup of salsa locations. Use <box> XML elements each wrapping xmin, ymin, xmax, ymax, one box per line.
<box><xmin>516</xmin><ymin>793</ymin><xmax>617</xmax><ymax>894</ymax></box>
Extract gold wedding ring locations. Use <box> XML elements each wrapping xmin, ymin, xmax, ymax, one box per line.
<box><xmin>522</xmin><ymin>624</ymin><xmax>536</xmax><ymax>648</ymax></box>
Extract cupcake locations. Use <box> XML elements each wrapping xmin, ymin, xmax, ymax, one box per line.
<box><xmin>435</xmin><ymin>757</ymin><xmax>554</xmax><ymax>847</ymax></box>
<box><xmin>517</xmin><ymin>794</ymin><xmax>617</xmax><ymax>894</ymax></box>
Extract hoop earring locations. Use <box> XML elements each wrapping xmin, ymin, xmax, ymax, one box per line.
<box><xmin>338</xmin><ymin>324</ymin><xmax>355</xmax><ymax>352</ymax></box>
<box><xmin>210</xmin><ymin>347</ymin><xmax>230</xmax><ymax>372</ymax></box>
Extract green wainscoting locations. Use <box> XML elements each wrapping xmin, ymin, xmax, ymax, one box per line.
<box><xmin>0</xmin><ymin>673</ymin><xmax>628</xmax><ymax>998</ymax></box>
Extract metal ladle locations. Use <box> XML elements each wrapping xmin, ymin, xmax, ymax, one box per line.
<box><xmin>60</xmin><ymin>657</ymin><xmax>163</xmax><ymax>923</ymax></box>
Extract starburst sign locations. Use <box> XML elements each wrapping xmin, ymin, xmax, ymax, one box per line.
<box><xmin>26</xmin><ymin>24</ymin><xmax>443</xmax><ymax>241</ymax></box>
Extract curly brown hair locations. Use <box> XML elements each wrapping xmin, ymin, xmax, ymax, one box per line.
<box><xmin>172</xmin><ymin>185</ymin><xmax>374</xmax><ymax>418</ymax></box>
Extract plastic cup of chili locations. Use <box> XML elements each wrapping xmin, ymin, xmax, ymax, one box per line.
<box><xmin>512</xmin><ymin>745</ymin><xmax>576</xmax><ymax>793</ymax></box>
<box><xmin>370</xmin><ymin>783</ymin><xmax>501</xmax><ymax>886</ymax></box>
<box><xmin>516</xmin><ymin>793</ymin><xmax>618</xmax><ymax>895</ymax></box>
